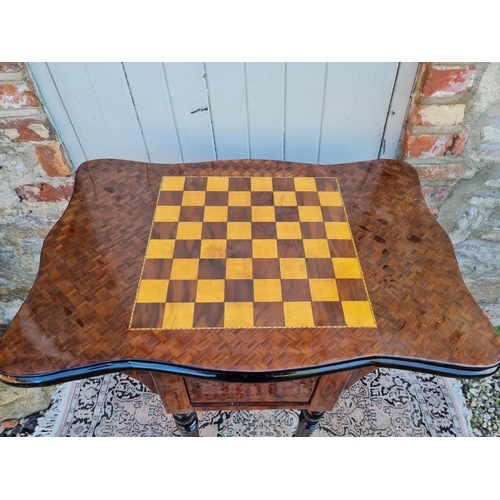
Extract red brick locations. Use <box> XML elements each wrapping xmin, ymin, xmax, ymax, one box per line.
<box><xmin>449</xmin><ymin>133</ymin><xmax>467</xmax><ymax>155</ymax></box>
<box><xmin>402</xmin><ymin>132</ymin><xmax>453</xmax><ymax>158</ymax></box>
<box><xmin>35</xmin><ymin>143</ymin><xmax>72</xmax><ymax>177</ymax></box>
<box><xmin>409</xmin><ymin>104</ymin><xmax>465</xmax><ymax>127</ymax></box>
<box><xmin>16</xmin><ymin>183</ymin><xmax>73</xmax><ymax>202</ymax></box>
<box><xmin>0</xmin><ymin>82</ymin><xmax>38</xmax><ymax>110</ymax></box>
<box><xmin>421</xmin><ymin>66</ymin><xmax>476</xmax><ymax>97</ymax></box>
<box><xmin>416</xmin><ymin>164</ymin><xmax>474</xmax><ymax>181</ymax></box>
<box><xmin>0</xmin><ymin>63</ymin><xmax>24</xmax><ymax>73</ymax></box>
<box><xmin>0</xmin><ymin>118</ymin><xmax>56</xmax><ymax>142</ymax></box>
<box><xmin>421</xmin><ymin>185</ymin><xmax>453</xmax><ymax>203</ymax></box>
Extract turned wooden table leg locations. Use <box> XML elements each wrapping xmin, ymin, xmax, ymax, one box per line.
<box><xmin>172</xmin><ymin>411</ymin><xmax>200</xmax><ymax>436</ymax></box>
<box><xmin>295</xmin><ymin>410</ymin><xmax>326</xmax><ymax>437</ymax></box>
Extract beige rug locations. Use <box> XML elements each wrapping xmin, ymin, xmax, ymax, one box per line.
<box><xmin>33</xmin><ymin>368</ymin><xmax>472</xmax><ymax>437</ymax></box>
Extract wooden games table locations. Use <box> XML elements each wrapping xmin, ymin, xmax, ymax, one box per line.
<box><xmin>1</xmin><ymin>158</ymin><xmax>499</xmax><ymax>436</ymax></box>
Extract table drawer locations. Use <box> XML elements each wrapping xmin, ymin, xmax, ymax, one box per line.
<box><xmin>185</xmin><ymin>377</ymin><xmax>318</xmax><ymax>406</ymax></box>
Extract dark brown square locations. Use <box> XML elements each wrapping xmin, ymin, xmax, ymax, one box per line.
<box><xmin>151</xmin><ymin>222</ymin><xmax>178</xmax><ymax>239</ymax></box>
<box><xmin>158</xmin><ymin>191</ymin><xmax>183</xmax><ymax>205</ymax></box>
<box><xmin>300</xmin><ymin>222</ymin><xmax>327</xmax><ymax>239</ymax></box>
<box><xmin>173</xmin><ymin>240</ymin><xmax>201</xmax><ymax>259</ymax></box>
<box><xmin>277</xmin><ymin>239</ymin><xmax>305</xmax><ymax>258</ymax></box>
<box><xmin>166</xmin><ymin>280</ymin><xmax>197</xmax><ymax>303</ymax></box>
<box><xmin>295</xmin><ymin>192</ymin><xmax>320</xmax><ymax>206</ymax></box>
<box><xmin>179</xmin><ymin>206</ymin><xmax>205</xmax><ymax>222</ymax></box>
<box><xmin>225</xmin><ymin>279</ymin><xmax>254</xmax><ymax>302</ymax></box>
<box><xmin>229</xmin><ymin>177</ymin><xmax>251</xmax><ymax>191</ymax></box>
<box><xmin>198</xmin><ymin>259</ymin><xmax>226</xmax><ymax>279</ymax></box>
<box><xmin>281</xmin><ymin>279</ymin><xmax>312</xmax><ymax>301</ymax></box>
<box><xmin>321</xmin><ymin>206</ymin><xmax>346</xmax><ymax>222</ymax></box>
<box><xmin>251</xmin><ymin>222</ymin><xmax>277</xmax><ymax>239</ymax></box>
<box><xmin>305</xmin><ymin>258</ymin><xmax>335</xmax><ymax>279</ymax></box>
<box><xmin>272</xmin><ymin>178</ymin><xmax>295</xmax><ymax>191</ymax></box>
<box><xmin>311</xmin><ymin>301</ymin><xmax>346</xmax><ymax>326</ymax></box>
<box><xmin>315</xmin><ymin>177</ymin><xmax>338</xmax><ymax>191</ymax></box>
<box><xmin>253</xmin><ymin>302</ymin><xmax>285</xmax><ymax>327</ymax></box>
<box><xmin>336</xmin><ymin>279</ymin><xmax>368</xmax><ymax>301</ymax></box>
<box><xmin>251</xmin><ymin>191</ymin><xmax>274</xmax><ymax>206</ymax></box>
<box><xmin>227</xmin><ymin>240</ymin><xmax>253</xmax><ymax>258</ymax></box>
<box><xmin>184</xmin><ymin>177</ymin><xmax>207</xmax><ymax>191</ymax></box>
<box><xmin>130</xmin><ymin>303</ymin><xmax>165</xmax><ymax>329</ymax></box>
<box><xmin>202</xmin><ymin>222</ymin><xmax>227</xmax><ymax>239</ymax></box>
<box><xmin>275</xmin><ymin>206</ymin><xmax>299</xmax><ymax>222</ymax></box>
<box><xmin>205</xmin><ymin>191</ymin><xmax>229</xmax><ymax>206</ymax></box>
<box><xmin>228</xmin><ymin>206</ymin><xmax>252</xmax><ymax>222</ymax></box>
<box><xmin>328</xmin><ymin>239</ymin><xmax>357</xmax><ymax>258</ymax></box>
<box><xmin>142</xmin><ymin>259</ymin><xmax>173</xmax><ymax>279</ymax></box>
<box><xmin>252</xmin><ymin>259</ymin><xmax>281</xmax><ymax>279</ymax></box>
<box><xmin>193</xmin><ymin>302</ymin><xmax>224</xmax><ymax>328</ymax></box>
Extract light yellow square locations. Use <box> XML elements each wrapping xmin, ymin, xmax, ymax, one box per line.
<box><xmin>145</xmin><ymin>240</ymin><xmax>175</xmax><ymax>259</ymax></box>
<box><xmin>162</xmin><ymin>303</ymin><xmax>195</xmax><ymax>329</ymax></box>
<box><xmin>154</xmin><ymin>206</ymin><xmax>181</xmax><ymax>222</ymax></box>
<box><xmin>204</xmin><ymin>206</ymin><xmax>228</xmax><ymax>222</ymax></box>
<box><xmin>303</xmin><ymin>239</ymin><xmax>331</xmax><ymax>258</ymax></box>
<box><xmin>136</xmin><ymin>280</ymin><xmax>169</xmax><ymax>303</ymax></box>
<box><xmin>200</xmin><ymin>240</ymin><xmax>226</xmax><ymax>259</ymax></box>
<box><xmin>274</xmin><ymin>191</ymin><xmax>297</xmax><ymax>207</ymax></box>
<box><xmin>176</xmin><ymin>222</ymin><xmax>203</xmax><ymax>239</ymax></box>
<box><xmin>342</xmin><ymin>301</ymin><xmax>376</xmax><ymax>327</ymax></box>
<box><xmin>280</xmin><ymin>258</ymin><xmax>307</xmax><ymax>279</ymax></box>
<box><xmin>170</xmin><ymin>259</ymin><xmax>199</xmax><ymax>280</ymax></box>
<box><xmin>294</xmin><ymin>178</ymin><xmax>317</xmax><ymax>192</ymax></box>
<box><xmin>161</xmin><ymin>176</ymin><xmax>185</xmax><ymax>191</ymax></box>
<box><xmin>276</xmin><ymin>222</ymin><xmax>302</xmax><ymax>239</ymax></box>
<box><xmin>207</xmin><ymin>177</ymin><xmax>229</xmax><ymax>191</ymax></box>
<box><xmin>224</xmin><ymin>302</ymin><xmax>254</xmax><ymax>328</ymax></box>
<box><xmin>251</xmin><ymin>177</ymin><xmax>273</xmax><ymax>191</ymax></box>
<box><xmin>181</xmin><ymin>191</ymin><xmax>206</xmax><ymax>206</ymax></box>
<box><xmin>252</xmin><ymin>206</ymin><xmax>275</xmax><ymax>222</ymax></box>
<box><xmin>318</xmin><ymin>191</ymin><xmax>342</xmax><ymax>206</ymax></box>
<box><xmin>226</xmin><ymin>258</ymin><xmax>253</xmax><ymax>279</ymax></box>
<box><xmin>252</xmin><ymin>239</ymin><xmax>278</xmax><ymax>258</ymax></box>
<box><xmin>309</xmin><ymin>279</ymin><xmax>339</xmax><ymax>302</ymax></box>
<box><xmin>196</xmin><ymin>280</ymin><xmax>225</xmax><ymax>302</ymax></box>
<box><xmin>298</xmin><ymin>206</ymin><xmax>323</xmax><ymax>222</ymax></box>
<box><xmin>283</xmin><ymin>302</ymin><xmax>314</xmax><ymax>327</ymax></box>
<box><xmin>228</xmin><ymin>191</ymin><xmax>251</xmax><ymax>206</ymax></box>
<box><xmin>332</xmin><ymin>258</ymin><xmax>362</xmax><ymax>279</ymax></box>
<box><xmin>254</xmin><ymin>279</ymin><xmax>282</xmax><ymax>302</ymax></box>
<box><xmin>324</xmin><ymin>222</ymin><xmax>351</xmax><ymax>240</ymax></box>
<box><xmin>227</xmin><ymin>222</ymin><xmax>252</xmax><ymax>239</ymax></box>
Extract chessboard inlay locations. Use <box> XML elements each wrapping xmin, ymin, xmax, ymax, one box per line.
<box><xmin>129</xmin><ymin>176</ymin><xmax>377</xmax><ymax>330</ymax></box>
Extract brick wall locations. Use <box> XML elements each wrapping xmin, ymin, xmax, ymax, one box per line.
<box><xmin>400</xmin><ymin>63</ymin><xmax>480</xmax><ymax>216</ymax></box>
<box><xmin>0</xmin><ymin>62</ymin><xmax>75</xmax><ymax>323</ymax></box>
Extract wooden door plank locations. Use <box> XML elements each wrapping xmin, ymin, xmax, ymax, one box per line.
<box><xmin>163</xmin><ymin>62</ymin><xmax>216</xmax><ymax>163</ymax></box>
<box><xmin>27</xmin><ymin>63</ymin><xmax>86</xmax><ymax>169</ymax></box>
<box><xmin>204</xmin><ymin>62</ymin><xmax>249</xmax><ymax>160</ymax></box>
<box><xmin>123</xmin><ymin>62</ymin><xmax>182</xmax><ymax>163</ymax></box>
<box><xmin>284</xmin><ymin>62</ymin><xmax>327</xmax><ymax>164</ymax></box>
<box><xmin>319</xmin><ymin>63</ymin><xmax>398</xmax><ymax>164</ymax></box>
<box><xmin>245</xmin><ymin>62</ymin><xmax>285</xmax><ymax>161</ymax></box>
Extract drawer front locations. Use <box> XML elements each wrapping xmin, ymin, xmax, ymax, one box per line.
<box><xmin>186</xmin><ymin>378</ymin><xmax>318</xmax><ymax>406</ymax></box>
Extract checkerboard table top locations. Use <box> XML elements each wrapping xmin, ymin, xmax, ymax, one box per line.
<box><xmin>129</xmin><ymin>175</ymin><xmax>376</xmax><ymax>330</ymax></box>
<box><xmin>1</xmin><ymin>159</ymin><xmax>499</xmax><ymax>385</ymax></box>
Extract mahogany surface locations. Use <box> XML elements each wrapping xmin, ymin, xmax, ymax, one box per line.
<box><xmin>0</xmin><ymin>158</ymin><xmax>500</xmax><ymax>387</ymax></box>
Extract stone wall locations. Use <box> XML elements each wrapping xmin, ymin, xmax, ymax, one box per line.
<box><xmin>401</xmin><ymin>62</ymin><xmax>500</xmax><ymax>325</ymax></box>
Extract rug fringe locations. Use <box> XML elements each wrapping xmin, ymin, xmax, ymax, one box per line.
<box><xmin>444</xmin><ymin>377</ymin><xmax>474</xmax><ymax>437</ymax></box>
<box><xmin>32</xmin><ymin>382</ymin><xmax>74</xmax><ymax>437</ymax></box>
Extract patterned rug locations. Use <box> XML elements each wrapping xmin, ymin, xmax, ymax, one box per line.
<box><xmin>33</xmin><ymin>368</ymin><xmax>472</xmax><ymax>437</ymax></box>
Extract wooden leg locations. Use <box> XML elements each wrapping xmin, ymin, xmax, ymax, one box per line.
<box><xmin>294</xmin><ymin>410</ymin><xmax>325</xmax><ymax>437</ymax></box>
<box><xmin>173</xmin><ymin>411</ymin><xmax>200</xmax><ymax>437</ymax></box>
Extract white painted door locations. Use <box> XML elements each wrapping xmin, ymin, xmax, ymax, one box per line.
<box><xmin>28</xmin><ymin>62</ymin><xmax>418</xmax><ymax>169</ymax></box>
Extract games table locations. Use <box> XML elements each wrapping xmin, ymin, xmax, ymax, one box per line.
<box><xmin>1</xmin><ymin>158</ymin><xmax>499</xmax><ymax>437</ymax></box>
